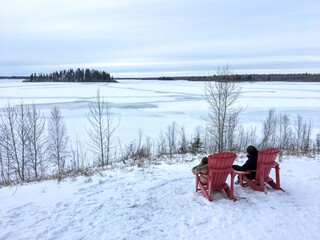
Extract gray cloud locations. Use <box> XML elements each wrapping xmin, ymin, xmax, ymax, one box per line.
<box><xmin>0</xmin><ymin>0</ymin><xmax>319</xmax><ymax>76</ymax></box>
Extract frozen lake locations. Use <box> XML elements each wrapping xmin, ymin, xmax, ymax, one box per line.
<box><xmin>0</xmin><ymin>79</ymin><xmax>319</xmax><ymax>144</ymax></box>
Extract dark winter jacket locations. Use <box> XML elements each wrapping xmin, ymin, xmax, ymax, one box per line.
<box><xmin>232</xmin><ymin>152</ymin><xmax>258</xmax><ymax>179</ymax></box>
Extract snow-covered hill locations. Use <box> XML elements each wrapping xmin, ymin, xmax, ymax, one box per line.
<box><xmin>1</xmin><ymin>154</ymin><xmax>319</xmax><ymax>240</ymax></box>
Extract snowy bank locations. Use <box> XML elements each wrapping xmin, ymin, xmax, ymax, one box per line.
<box><xmin>1</xmin><ymin>155</ymin><xmax>320</xmax><ymax>240</ymax></box>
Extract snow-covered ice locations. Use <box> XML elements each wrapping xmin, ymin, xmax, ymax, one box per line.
<box><xmin>0</xmin><ymin>79</ymin><xmax>319</xmax><ymax>145</ymax></box>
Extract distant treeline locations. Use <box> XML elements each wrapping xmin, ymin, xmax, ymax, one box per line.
<box><xmin>0</xmin><ymin>76</ymin><xmax>29</xmax><ymax>79</ymax></box>
<box><xmin>185</xmin><ymin>73</ymin><xmax>320</xmax><ymax>82</ymax></box>
<box><xmin>2</xmin><ymin>72</ymin><xmax>320</xmax><ymax>82</ymax></box>
<box><xmin>28</xmin><ymin>68</ymin><xmax>116</xmax><ymax>82</ymax></box>
<box><xmin>114</xmin><ymin>73</ymin><xmax>320</xmax><ymax>82</ymax></box>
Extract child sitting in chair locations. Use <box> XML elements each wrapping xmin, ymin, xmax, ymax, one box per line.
<box><xmin>191</xmin><ymin>157</ymin><xmax>208</xmax><ymax>184</ymax></box>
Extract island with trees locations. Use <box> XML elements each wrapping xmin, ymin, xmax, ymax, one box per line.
<box><xmin>27</xmin><ymin>68</ymin><xmax>116</xmax><ymax>83</ymax></box>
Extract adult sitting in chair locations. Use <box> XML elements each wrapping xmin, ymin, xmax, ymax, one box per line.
<box><xmin>232</xmin><ymin>145</ymin><xmax>258</xmax><ymax>182</ymax></box>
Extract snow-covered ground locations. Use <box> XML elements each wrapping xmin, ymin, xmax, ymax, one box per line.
<box><xmin>0</xmin><ymin>154</ymin><xmax>319</xmax><ymax>240</ymax></box>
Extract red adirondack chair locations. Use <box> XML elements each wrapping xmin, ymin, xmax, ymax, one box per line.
<box><xmin>195</xmin><ymin>152</ymin><xmax>236</xmax><ymax>201</ymax></box>
<box><xmin>236</xmin><ymin>148</ymin><xmax>283</xmax><ymax>192</ymax></box>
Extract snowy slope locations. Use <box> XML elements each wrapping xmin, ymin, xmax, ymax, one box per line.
<box><xmin>1</xmin><ymin>154</ymin><xmax>319</xmax><ymax>240</ymax></box>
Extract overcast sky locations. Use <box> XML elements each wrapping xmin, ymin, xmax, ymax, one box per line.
<box><xmin>1</xmin><ymin>0</ymin><xmax>319</xmax><ymax>77</ymax></box>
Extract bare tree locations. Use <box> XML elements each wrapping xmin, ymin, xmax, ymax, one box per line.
<box><xmin>0</xmin><ymin>102</ymin><xmax>32</xmax><ymax>182</ymax></box>
<box><xmin>0</xmin><ymin>134</ymin><xmax>12</xmax><ymax>185</ymax></box>
<box><xmin>294</xmin><ymin>114</ymin><xmax>304</xmax><ymax>155</ymax></box>
<box><xmin>301</xmin><ymin>119</ymin><xmax>312</xmax><ymax>154</ymax></box>
<box><xmin>47</xmin><ymin>106</ymin><xmax>69</xmax><ymax>175</ymax></box>
<box><xmin>134</xmin><ymin>130</ymin><xmax>152</xmax><ymax>161</ymax></box>
<box><xmin>178</xmin><ymin>126</ymin><xmax>188</xmax><ymax>154</ymax></box>
<box><xmin>0</xmin><ymin>102</ymin><xmax>45</xmax><ymax>182</ymax></box>
<box><xmin>0</xmin><ymin>102</ymin><xmax>50</xmax><ymax>183</ymax></box>
<box><xmin>0</xmin><ymin>103</ymin><xmax>17</xmax><ymax>183</ymax></box>
<box><xmin>87</xmin><ymin>89</ymin><xmax>119</xmax><ymax>166</ymax></box>
<box><xmin>156</xmin><ymin>130</ymin><xmax>167</xmax><ymax>156</ymax></box>
<box><xmin>294</xmin><ymin>114</ymin><xmax>312</xmax><ymax>155</ymax></box>
<box><xmin>204</xmin><ymin>65</ymin><xmax>243</xmax><ymax>152</ymax></box>
<box><xmin>226</xmin><ymin>111</ymin><xmax>240</xmax><ymax>151</ymax></box>
<box><xmin>278</xmin><ymin>113</ymin><xmax>292</xmax><ymax>151</ymax></box>
<box><xmin>166</xmin><ymin>121</ymin><xmax>178</xmax><ymax>156</ymax></box>
<box><xmin>70</xmin><ymin>137</ymin><xmax>88</xmax><ymax>172</ymax></box>
<box><xmin>16</xmin><ymin>103</ymin><xmax>31</xmax><ymax>181</ymax></box>
<box><xmin>119</xmin><ymin>130</ymin><xmax>152</xmax><ymax>164</ymax></box>
<box><xmin>316</xmin><ymin>133</ymin><xmax>320</xmax><ymax>154</ymax></box>
<box><xmin>26</xmin><ymin>104</ymin><xmax>46</xmax><ymax>179</ymax></box>
<box><xmin>236</xmin><ymin>126</ymin><xmax>258</xmax><ymax>152</ymax></box>
<box><xmin>260</xmin><ymin>109</ymin><xmax>278</xmax><ymax>149</ymax></box>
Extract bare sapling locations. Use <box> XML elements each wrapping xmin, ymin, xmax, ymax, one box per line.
<box><xmin>166</xmin><ymin>121</ymin><xmax>178</xmax><ymax>157</ymax></box>
<box><xmin>259</xmin><ymin>109</ymin><xmax>278</xmax><ymax>149</ymax></box>
<box><xmin>87</xmin><ymin>89</ymin><xmax>119</xmax><ymax>167</ymax></box>
<box><xmin>47</xmin><ymin>106</ymin><xmax>70</xmax><ymax>177</ymax></box>
<box><xmin>26</xmin><ymin>104</ymin><xmax>46</xmax><ymax>180</ymax></box>
<box><xmin>204</xmin><ymin>64</ymin><xmax>243</xmax><ymax>152</ymax></box>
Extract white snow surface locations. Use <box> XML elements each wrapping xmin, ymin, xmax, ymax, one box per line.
<box><xmin>1</xmin><ymin>154</ymin><xmax>320</xmax><ymax>240</ymax></box>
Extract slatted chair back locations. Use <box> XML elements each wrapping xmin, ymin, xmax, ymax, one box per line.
<box><xmin>195</xmin><ymin>151</ymin><xmax>237</xmax><ymax>201</ymax></box>
<box><xmin>256</xmin><ymin>148</ymin><xmax>280</xmax><ymax>182</ymax></box>
<box><xmin>235</xmin><ymin>147</ymin><xmax>283</xmax><ymax>192</ymax></box>
<box><xmin>208</xmin><ymin>152</ymin><xmax>237</xmax><ymax>189</ymax></box>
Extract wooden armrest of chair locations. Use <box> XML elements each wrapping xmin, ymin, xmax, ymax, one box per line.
<box><xmin>234</xmin><ymin>170</ymin><xmax>252</xmax><ymax>175</ymax></box>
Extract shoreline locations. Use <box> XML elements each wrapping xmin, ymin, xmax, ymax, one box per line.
<box><xmin>1</xmin><ymin>73</ymin><xmax>320</xmax><ymax>82</ymax></box>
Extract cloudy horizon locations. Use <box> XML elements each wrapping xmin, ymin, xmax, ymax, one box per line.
<box><xmin>1</xmin><ymin>0</ymin><xmax>319</xmax><ymax>77</ymax></box>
